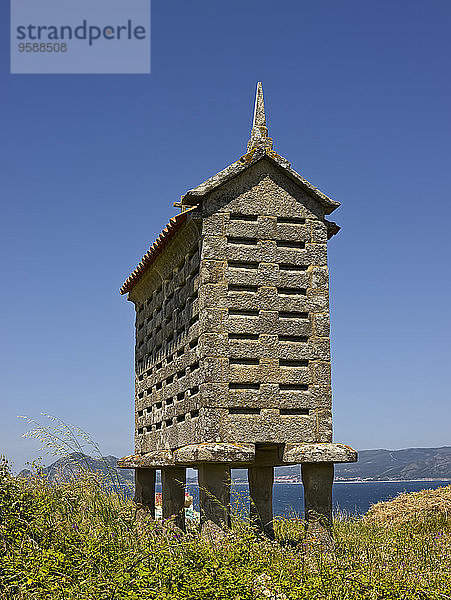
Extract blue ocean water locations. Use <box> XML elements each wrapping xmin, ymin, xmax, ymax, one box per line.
<box><xmin>155</xmin><ymin>480</ymin><xmax>449</xmax><ymax>517</ymax></box>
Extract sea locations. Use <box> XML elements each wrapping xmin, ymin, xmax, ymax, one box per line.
<box><xmin>154</xmin><ymin>480</ymin><xmax>450</xmax><ymax>518</ymax></box>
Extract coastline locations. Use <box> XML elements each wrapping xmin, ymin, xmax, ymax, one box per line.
<box><xmin>334</xmin><ymin>479</ymin><xmax>451</xmax><ymax>484</ymax></box>
<box><xmin>229</xmin><ymin>479</ymin><xmax>451</xmax><ymax>485</ymax></box>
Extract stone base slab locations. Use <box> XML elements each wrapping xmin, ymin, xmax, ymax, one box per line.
<box><xmin>117</xmin><ymin>450</ymin><xmax>174</xmax><ymax>469</ymax></box>
<box><xmin>118</xmin><ymin>442</ymin><xmax>357</xmax><ymax>469</ymax></box>
<box><xmin>175</xmin><ymin>442</ymin><xmax>255</xmax><ymax>464</ymax></box>
<box><xmin>283</xmin><ymin>443</ymin><xmax>357</xmax><ymax>464</ymax></box>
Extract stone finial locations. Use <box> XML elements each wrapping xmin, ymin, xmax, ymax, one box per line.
<box><xmin>247</xmin><ymin>82</ymin><xmax>273</xmax><ymax>152</ymax></box>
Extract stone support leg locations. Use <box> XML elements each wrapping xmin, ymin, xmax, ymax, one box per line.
<box><xmin>161</xmin><ymin>467</ymin><xmax>186</xmax><ymax>531</ymax></box>
<box><xmin>248</xmin><ymin>466</ymin><xmax>275</xmax><ymax>539</ymax></box>
<box><xmin>134</xmin><ymin>468</ymin><xmax>156</xmax><ymax>518</ymax></box>
<box><xmin>301</xmin><ymin>463</ymin><xmax>334</xmax><ymax>549</ymax></box>
<box><xmin>198</xmin><ymin>464</ymin><xmax>231</xmax><ymax>534</ymax></box>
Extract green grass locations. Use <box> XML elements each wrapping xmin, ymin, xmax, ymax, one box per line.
<box><xmin>1</xmin><ymin>460</ymin><xmax>450</xmax><ymax>600</ymax></box>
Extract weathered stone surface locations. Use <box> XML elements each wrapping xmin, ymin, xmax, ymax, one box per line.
<box><xmin>283</xmin><ymin>443</ymin><xmax>358</xmax><ymax>464</ymax></box>
<box><xmin>117</xmin><ymin>451</ymin><xmax>174</xmax><ymax>468</ymax></box>
<box><xmin>161</xmin><ymin>467</ymin><xmax>186</xmax><ymax>531</ymax></box>
<box><xmin>247</xmin><ymin>81</ymin><xmax>274</xmax><ymax>152</ymax></box>
<box><xmin>198</xmin><ymin>464</ymin><xmax>231</xmax><ymax>532</ymax></box>
<box><xmin>119</xmin><ymin>442</ymin><xmax>357</xmax><ymax>468</ymax></box>
<box><xmin>302</xmin><ymin>462</ymin><xmax>335</xmax><ymax>551</ymax></box>
<box><xmin>134</xmin><ymin>468</ymin><xmax>156</xmax><ymax>517</ymax></box>
<box><xmin>180</xmin><ymin>149</ymin><xmax>339</xmax><ymax>218</ymax></box>
<box><xmin>174</xmin><ymin>443</ymin><xmax>255</xmax><ymax>464</ymax></box>
<box><xmin>249</xmin><ymin>466</ymin><xmax>275</xmax><ymax>539</ymax></box>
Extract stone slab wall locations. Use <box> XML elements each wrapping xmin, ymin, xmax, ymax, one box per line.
<box><xmin>196</xmin><ymin>159</ymin><xmax>333</xmax><ymax>447</ymax></box>
<box><xmin>131</xmin><ymin>219</ymin><xmax>203</xmax><ymax>453</ymax></box>
<box><xmin>130</xmin><ymin>158</ymin><xmax>333</xmax><ymax>453</ymax></box>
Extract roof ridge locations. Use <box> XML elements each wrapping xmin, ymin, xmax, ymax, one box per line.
<box><xmin>180</xmin><ymin>147</ymin><xmax>339</xmax><ymax>214</ymax></box>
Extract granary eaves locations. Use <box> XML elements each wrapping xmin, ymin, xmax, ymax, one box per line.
<box><xmin>120</xmin><ymin>207</ymin><xmax>197</xmax><ymax>295</ymax></box>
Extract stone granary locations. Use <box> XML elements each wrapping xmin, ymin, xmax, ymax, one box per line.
<box><xmin>118</xmin><ymin>83</ymin><xmax>357</xmax><ymax>537</ymax></box>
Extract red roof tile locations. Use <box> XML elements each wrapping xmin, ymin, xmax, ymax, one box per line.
<box><xmin>120</xmin><ymin>208</ymin><xmax>195</xmax><ymax>295</ymax></box>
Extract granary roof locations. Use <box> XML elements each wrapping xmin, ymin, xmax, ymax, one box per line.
<box><xmin>121</xmin><ymin>83</ymin><xmax>339</xmax><ymax>295</ymax></box>
<box><xmin>180</xmin><ymin>82</ymin><xmax>340</xmax><ymax>215</ymax></box>
<box><xmin>180</xmin><ymin>146</ymin><xmax>339</xmax><ymax>214</ymax></box>
<box><xmin>120</xmin><ymin>208</ymin><xmax>195</xmax><ymax>295</ymax></box>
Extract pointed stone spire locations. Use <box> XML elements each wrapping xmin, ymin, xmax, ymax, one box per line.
<box><xmin>247</xmin><ymin>82</ymin><xmax>273</xmax><ymax>152</ymax></box>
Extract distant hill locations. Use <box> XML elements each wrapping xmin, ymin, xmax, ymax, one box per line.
<box><xmin>335</xmin><ymin>447</ymin><xmax>451</xmax><ymax>481</ymax></box>
<box><xmin>20</xmin><ymin>447</ymin><xmax>451</xmax><ymax>484</ymax></box>
<box><xmin>271</xmin><ymin>447</ymin><xmax>451</xmax><ymax>481</ymax></box>
<box><xmin>19</xmin><ymin>452</ymin><xmax>135</xmax><ymax>486</ymax></box>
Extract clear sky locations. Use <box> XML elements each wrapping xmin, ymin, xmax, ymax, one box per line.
<box><xmin>1</xmin><ymin>1</ymin><xmax>450</xmax><ymax>472</ymax></box>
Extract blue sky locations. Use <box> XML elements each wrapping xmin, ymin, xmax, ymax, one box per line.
<box><xmin>1</xmin><ymin>1</ymin><xmax>450</xmax><ymax>471</ymax></box>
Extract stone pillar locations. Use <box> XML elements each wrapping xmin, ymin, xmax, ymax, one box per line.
<box><xmin>134</xmin><ymin>468</ymin><xmax>156</xmax><ymax>518</ymax></box>
<box><xmin>198</xmin><ymin>464</ymin><xmax>231</xmax><ymax>534</ymax></box>
<box><xmin>248</xmin><ymin>466</ymin><xmax>275</xmax><ymax>539</ymax></box>
<box><xmin>301</xmin><ymin>463</ymin><xmax>334</xmax><ymax>549</ymax></box>
<box><xmin>161</xmin><ymin>467</ymin><xmax>186</xmax><ymax>531</ymax></box>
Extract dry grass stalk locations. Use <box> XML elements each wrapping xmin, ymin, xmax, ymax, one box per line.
<box><xmin>364</xmin><ymin>484</ymin><xmax>451</xmax><ymax>525</ymax></box>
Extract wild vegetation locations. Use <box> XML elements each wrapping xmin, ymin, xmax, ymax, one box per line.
<box><xmin>2</xmin><ymin>416</ymin><xmax>449</xmax><ymax>599</ymax></box>
<box><xmin>1</xmin><ymin>458</ymin><xmax>450</xmax><ymax>600</ymax></box>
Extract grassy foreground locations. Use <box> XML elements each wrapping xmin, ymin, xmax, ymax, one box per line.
<box><xmin>1</xmin><ymin>461</ymin><xmax>450</xmax><ymax>600</ymax></box>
